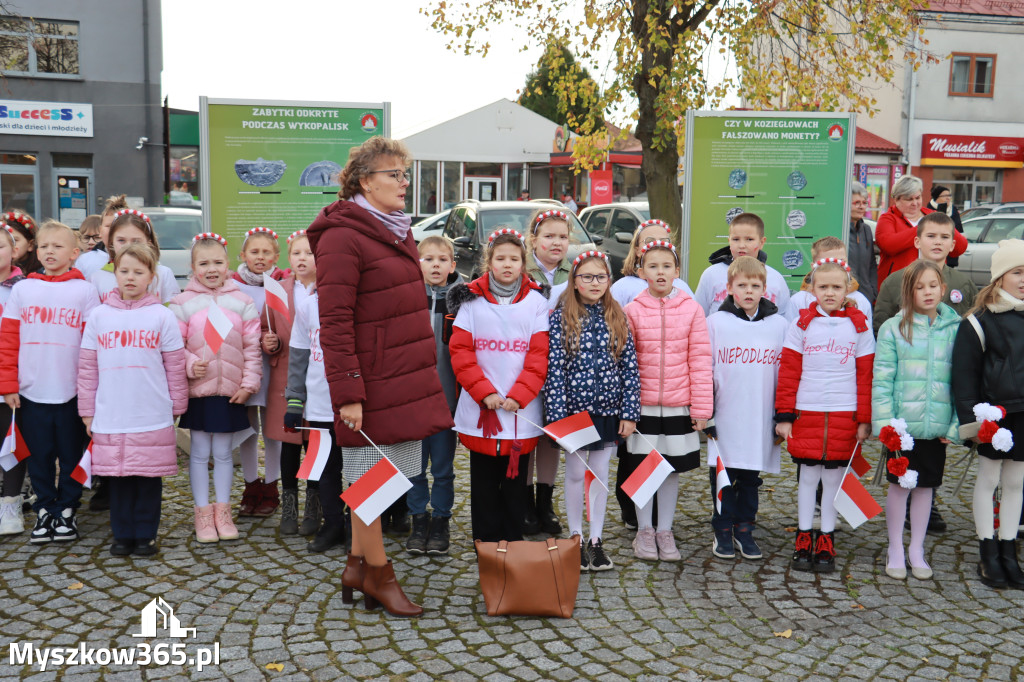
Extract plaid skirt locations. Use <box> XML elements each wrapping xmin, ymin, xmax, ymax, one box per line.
<box><xmin>342</xmin><ymin>440</ymin><xmax>422</xmax><ymax>481</ymax></box>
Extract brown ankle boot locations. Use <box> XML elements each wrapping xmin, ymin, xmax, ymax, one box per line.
<box><xmin>362</xmin><ymin>561</ymin><xmax>423</xmax><ymax>617</ymax></box>
<box><xmin>341</xmin><ymin>554</ymin><xmax>367</xmax><ymax>605</ymax></box>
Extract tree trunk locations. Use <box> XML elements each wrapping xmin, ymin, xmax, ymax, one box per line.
<box><xmin>632</xmin><ymin>0</ymin><xmax>683</xmax><ymax>245</ymax></box>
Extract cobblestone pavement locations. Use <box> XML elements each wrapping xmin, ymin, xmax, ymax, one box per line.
<box><xmin>1</xmin><ymin>438</ymin><xmax>1023</xmax><ymax>681</ymax></box>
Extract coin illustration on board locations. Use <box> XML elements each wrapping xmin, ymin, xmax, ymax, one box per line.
<box><xmin>782</xmin><ymin>250</ymin><xmax>804</xmax><ymax>270</ymax></box>
<box><xmin>786</xmin><ymin>210</ymin><xmax>807</xmax><ymax>230</ymax></box>
<box><xmin>725</xmin><ymin>207</ymin><xmax>745</xmax><ymax>224</ymax></box>
<box><xmin>728</xmin><ymin>169</ymin><xmax>747</xmax><ymax>190</ymax></box>
<box><xmin>787</xmin><ymin>170</ymin><xmax>807</xmax><ymax>192</ymax></box>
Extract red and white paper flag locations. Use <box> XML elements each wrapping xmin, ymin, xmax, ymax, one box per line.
<box><xmin>0</xmin><ymin>410</ymin><xmax>29</xmax><ymax>471</ymax></box>
<box><xmin>850</xmin><ymin>447</ymin><xmax>871</xmax><ymax>478</ymax></box>
<box><xmin>71</xmin><ymin>441</ymin><xmax>93</xmax><ymax>489</ymax></box>
<box><xmin>296</xmin><ymin>428</ymin><xmax>332</xmax><ymax>482</ymax></box>
<box><xmin>263</xmin><ymin>273</ymin><xmax>291</xmax><ymax>323</ymax></box>
<box><xmin>621</xmin><ymin>449</ymin><xmax>673</xmax><ymax>509</ymax></box>
<box><xmin>341</xmin><ymin>455</ymin><xmax>413</xmax><ymax>525</ymax></box>
<box><xmin>203</xmin><ymin>302</ymin><xmax>233</xmax><ymax>355</ymax></box>
<box><xmin>543</xmin><ymin>412</ymin><xmax>601</xmax><ymax>453</ymax></box>
<box><xmin>713</xmin><ymin>445</ymin><xmax>731</xmax><ymax>514</ymax></box>
<box><xmin>833</xmin><ymin>471</ymin><xmax>882</xmax><ymax>529</ymax></box>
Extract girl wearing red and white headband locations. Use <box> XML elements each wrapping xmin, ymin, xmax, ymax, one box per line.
<box><xmin>3</xmin><ymin>210</ymin><xmax>41</xmax><ymax>276</ymax></box>
<box><xmin>953</xmin><ymin>238</ymin><xmax>1024</xmax><ymax>589</ymax></box>
<box><xmin>231</xmin><ymin>226</ymin><xmax>290</xmax><ymax>520</ymax></box>
<box><xmin>623</xmin><ymin>239</ymin><xmax>712</xmax><ymax>562</ymax></box>
<box><xmin>873</xmin><ymin>260</ymin><xmax>959</xmax><ymax>582</ymax></box>
<box><xmin>168</xmin><ymin>232</ymin><xmax>262</xmax><ymax>544</ymax></box>
<box><xmin>87</xmin><ymin>209</ymin><xmax>180</xmax><ymax>304</ymax></box>
<box><xmin>545</xmin><ymin>251</ymin><xmax>639</xmax><ymax>570</ymax></box>
<box><xmin>0</xmin><ymin>222</ymin><xmax>29</xmax><ymax>536</ymax></box>
<box><xmin>775</xmin><ymin>257</ymin><xmax>874</xmax><ymax>574</ymax></box>
<box><xmin>75</xmin><ymin>194</ymin><xmax>129</xmax><ymax>279</ymax></box>
<box><xmin>448</xmin><ymin>228</ymin><xmax>550</xmax><ymax>542</ymax></box>
<box><xmin>610</xmin><ymin>218</ymin><xmax>693</xmax><ymax>309</ymax></box>
<box><xmin>526</xmin><ymin>209</ymin><xmax>572</xmax><ymax>287</ymax></box>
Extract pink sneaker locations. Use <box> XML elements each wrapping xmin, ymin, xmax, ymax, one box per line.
<box><xmin>193</xmin><ymin>505</ymin><xmax>218</xmax><ymax>543</ymax></box>
<box><xmin>632</xmin><ymin>527</ymin><xmax>658</xmax><ymax>560</ymax></box>
<box><xmin>656</xmin><ymin>530</ymin><xmax>681</xmax><ymax>561</ymax></box>
<box><xmin>213</xmin><ymin>502</ymin><xmax>239</xmax><ymax>540</ymax></box>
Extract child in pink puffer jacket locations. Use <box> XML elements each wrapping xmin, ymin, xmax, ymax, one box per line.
<box><xmin>624</xmin><ymin>241</ymin><xmax>713</xmax><ymax>562</ymax></box>
<box><xmin>168</xmin><ymin>233</ymin><xmax>262</xmax><ymax>544</ymax></box>
<box><xmin>79</xmin><ymin>243</ymin><xmax>189</xmax><ymax>557</ymax></box>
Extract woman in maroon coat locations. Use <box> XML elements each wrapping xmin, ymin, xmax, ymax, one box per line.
<box><xmin>307</xmin><ymin>137</ymin><xmax>453</xmax><ymax>618</ymax></box>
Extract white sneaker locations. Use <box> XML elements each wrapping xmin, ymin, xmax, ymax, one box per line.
<box><xmin>0</xmin><ymin>495</ymin><xmax>24</xmax><ymax>535</ymax></box>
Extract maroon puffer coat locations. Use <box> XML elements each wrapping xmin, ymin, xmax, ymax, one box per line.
<box><xmin>306</xmin><ymin>199</ymin><xmax>454</xmax><ymax>448</ymax></box>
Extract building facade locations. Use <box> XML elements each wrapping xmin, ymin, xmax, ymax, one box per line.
<box><xmin>0</xmin><ymin>1</ymin><xmax>162</xmax><ymax>227</ymax></box>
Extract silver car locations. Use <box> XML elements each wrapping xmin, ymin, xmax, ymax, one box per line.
<box><xmin>142</xmin><ymin>206</ymin><xmax>204</xmax><ymax>287</ymax></box>
<box><xmin>958</xmin><ymin>214</ymin><xmax>1024</xmax><ymax>287</ymax></box>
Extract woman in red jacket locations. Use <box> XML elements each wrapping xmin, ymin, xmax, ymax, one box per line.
<box><xmin>307</xmin><ymin>138</ymin><xmax>453</xmax><ymax>618</ymax></box>
<box><xmin>875</xmin><ymin>175</ymin><xmax>967</xmax><ymax>290</ymax></box>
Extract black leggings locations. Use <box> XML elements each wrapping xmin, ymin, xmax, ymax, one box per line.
<box><xmin>280</xmin><ymin>441</ymin><xmax>319</xmax><ymax>492</ymax></box>
<box><xmin>470</xmin><ymin>450</ymin><xmax>529</xmax><ymax>542</ymax></box>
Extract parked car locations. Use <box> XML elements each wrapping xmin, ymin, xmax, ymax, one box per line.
<box><xmin>578</xmin><ymin>202</ymin><xmax>651</xmax><ymax>277</ymax></box>
<box><xmin>442</xmin><ymin>200</ymin><xmax>597</xmax><ymax>280</ymax></box>
<box><xmin>412</xmin><ymin>209</ymin><xmax>451</xmax><ymax>244</ymax></box>
<box><xmin>959</xmin><ymin>203</ymin><xmax>1024</xmax><ymax>221</ymax></box>
<box><xmin>143</xmin><ymin>206</ymin><xmax>203</xmax><ymax>287</ymax></box>
<box><xmin>958</xmin><ymin>214</ymin><xmax>1024</xmax><ymax>287</ymax></box>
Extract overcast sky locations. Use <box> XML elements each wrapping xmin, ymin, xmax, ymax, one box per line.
<box><xmin>161</xmin><ymin>0</ymin><xmax>546</xmax><ymax>138</ymax></box>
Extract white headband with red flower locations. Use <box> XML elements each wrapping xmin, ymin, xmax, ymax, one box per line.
<box><xmin>488</xmin><ymin>228</ymin><xmax>524</xmax><ymax>244</ymax></box>
<box><xmin>636</xmin><ymin>218</ymin><xmax>671</xmax><ymax>234</ymax></box>
<box><xmin>245</xmin><ymin>226</ymin><xmax>278</xmax><ymax>241</ymax></box>
<box><xmin>112</xmin><ymin>208</ymin><xmax>151</xmax><ymax>224</ymax></box>
<box><xmin>287</xmin><ymin>229</ymin><xmax>306</xmax><ymax>244</ymax></box>
<box><xmin>639</xmin><ymin>239</ymin><xmax>678</xmax><ymax>264</ymax></box>
<box><xmin>534</xmin><ymin>210</ymin><xmax>569</xmax><ymax>227</ymax></box>
<box><xmin>572</xmin><ymin>250</ymin><xmax>610</xmax><ymax>274</ymax></box>
<box><xmin>191</xmin><ymin>232</ymin><xmax>228</xmax><ymax>249</ymax></box>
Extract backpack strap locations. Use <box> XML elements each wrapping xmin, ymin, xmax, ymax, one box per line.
<box><xmin>966</xmin><ymin>313</ymin><xmax>985</xmax><ymax>351</ymax></box>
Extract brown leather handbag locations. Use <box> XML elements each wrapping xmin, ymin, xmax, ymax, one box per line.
<box><xmin>475</xmin><ymin>536</ymin><xmax>581</xmax><ymax>618</ymax></box>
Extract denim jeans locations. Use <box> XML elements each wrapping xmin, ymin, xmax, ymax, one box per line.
<box><xmin>408</xmin><ymin>429</ymin><xmax>456</xmax><ymax>518</ymax></box>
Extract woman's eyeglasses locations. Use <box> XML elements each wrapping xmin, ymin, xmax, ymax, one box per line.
<box><xmin>574</xmin><ymin>273</ymin><xmax>609</xmax><ymax>284</ymax></box>
<box><xmin>368</xmin><ymin>169</ymin><xmax>411</xmax><ymax>182</ymax></box>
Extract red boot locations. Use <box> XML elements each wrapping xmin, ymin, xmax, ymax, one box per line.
<box><xmin>253</xmin><ymin>479</ymin><xmax>279</xmax><ymax>517</ymax></box>
<box><xmin>238</xmin><ymin>478</ymin><xmax>263</xmax><ymax>517</ymax></box>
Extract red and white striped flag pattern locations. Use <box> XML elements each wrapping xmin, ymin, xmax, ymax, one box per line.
<box><xmin>0</xmin><ymin>411</ymin><xmax>29</xmax><ymax>471</ymax></box>
<box><xmin>833</xmin><ymin>471</ymin><xmax>882</xmax><ymax>529</ymax></box>
<box><xmin>715</xmin><ymin>451</ymin><xmax>731</xmax><ymax>514</ymax></box>
<box><xmin>850</xmin><ymin>447</ymin><xmax>871</xmax><ymax>478</ymax></box>
<box><xmin>543</xmin><ymin>412</ymin><xmax>601</xmax><ymax>454</ymax></box>
<box><xmin>263</xmin><ymin>273</ymin><xmax>291</xmax><ymax>323</ymax></box>
<box><xmin>203</xmin><ymin>302</ymin><xmax>233</xmax><ymax>355</ymax></box>
<box><xmin>621</xmin><ymin>449</ymin><xmax>673</xmax><ymax>509</ymax></box>
<box><xmin>296</xmin><ymin>428</ymin><xmax>332</xmax><ymax>482</ymax></box>
<box><xmin>341</xmin><ymin>455</ymin><xmax>413</xmax><ymax>525</ymax></box>
<box><xmin>71</xmin><ymin>441</ymin><xmax>93</xmax><ymax>489</ymax></box>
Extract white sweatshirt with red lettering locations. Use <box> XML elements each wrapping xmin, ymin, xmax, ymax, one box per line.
<box><xmin>0</xmin><ymin>270</ymin><xmax>100</xmax><ymax>403</ymax></box>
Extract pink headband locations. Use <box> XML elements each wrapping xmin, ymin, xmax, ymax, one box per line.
<box><xmin>572</xmin><ymin>250</ymin><xmax>610</xmax><ymax>273</ymax></box>
<box><xmin>639</xmin><ymin>239</ymin><xmax>678</xmax><ymax>264</ymax></box>
<box><xmin>245</xmin><ymin>226</ymin><xmax>279</xmax><ymax>241</ymax></box>
<box><xmin>636</xmin><ymin>218</ymin><xmax>670</xmax><ymax>234</ymax></box>
<box><xmin>534</xmin><ymin>210</ymin><xmax>569</xmax><ymax>227</ymax></box>
<box><xmin>113</xmin><ymin>208</ymin><xmax>151</xmax><ymax>224</ymax></box>
<box><xmin>191</xmin><ymin>232</ymin><xmax>228</xmax><ymax>248</ymax></box>
<box><xmin>287</xmin><ymin>229</ymin><xmax>307</xmax><ymax>244</ymax></box>
<box><xmin>488</xmin><ymin>228</ymin><xmax>525</xmax><ymax>244</ymax></box>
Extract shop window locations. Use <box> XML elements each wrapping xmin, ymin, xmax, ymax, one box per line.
<box><xmin>933</xmin><ymin>168</ymin><xmax>1000</xmax><ymax>208</ymax></box>
<box><xmin>507</xmin><ymin>165</ymin><xmax>524</xmax><ymax>200</ymax></box>
<box><xmin>464</xmin><ymin>162</ymin><xmax>501</xmax><ymax>178</ymax></box>
<box><xmin>419</xmin><ymin>161</ymin><xmax>439</xmax><ymax>215</ymax></box>
<box><xmin>170</xmin><ymin>147</ymin><xmax>199</xmax><ymax>195</ymax></box>
<box><xmin>0</xmin><ymin>17</ymin><xmax>79</xmax><ymax>76</ymax></box>
<box><xmin>950</xmin><ymin>53</ymin><xmax>995</xmax><ymax>98</ymax></box>
<box><xmin>443</xmin><ymin>162</ymin><xmax>460</xmax><ymax>209</ymax></box>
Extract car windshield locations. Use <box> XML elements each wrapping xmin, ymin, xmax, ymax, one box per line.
<box><xmin>477</xmin><ymin>208</ymin><xmax>590</xmax><ymax>245</ymax></box>
<box><xmin>637</xmin><ymin>208</ymin><xmax>651</xmax><ymax>220</ymax></box>
<box><xmin>149</xmin><ymin>213</ymin><xmax>202</xmax><ymax>250</ymax></box>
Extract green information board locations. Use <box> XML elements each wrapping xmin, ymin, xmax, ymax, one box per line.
<box><xmin>681</xmin><ymin>111</ymin><xmax>856</xmax><ymax>289</ymax></box>
<box><xmin>200</xmin><ymin>97</ymin><xmax>390</xmax><ymax>267</ymax></box>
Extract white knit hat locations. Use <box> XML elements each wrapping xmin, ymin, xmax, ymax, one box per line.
<box><xmin>991</xmin><ymin>239</ymin><xmax>1024</xmax><ymax>282</ymax></box>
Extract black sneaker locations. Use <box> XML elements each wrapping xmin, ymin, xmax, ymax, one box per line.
<box><xmin>133</xmin><ymin>539</ymin><xmax>158</xmax><ymax>557</ymax></box>
<box><xmin>577</xmin><ymin>535</ymin><xmax>590</xmax><ymax>571</ymax></box>
<box><xmin>712</xmin><ymin>529</ymin><xmax>736</xmax><ymax>559</ymax></box>
<box><xmin>791</xmin><ymin>529</ymin><xmax>814</xmax><ymax>572</ymax></box>
<box><xmin>733</xmin><ymin>525</ymin><xmax>763</xmax><ymax>560</ymax></box>
<box><xmin>110</xmin><ymin>539</ymin><xmax>135</xmax><ymax>556</ymax></box>
<box><xmin>406</xmin><ymin>513</ymin><xmax>429</xmax><ymax>554</ymax></box>
<box><xmin>29</xmin><ymin>510</ymin><xmax>54</xmax><ymax>544</ymax></box>
<box><xmin>425</xmin><ymin>516</ymin><xmax>450</xmax><ymax>555</ymax></box>
<box><xmin>589</xmin><ymin>539</ymin><xmax>614</xmax><ymax>571</ymax></box>
<box><xmin>52</xmin><ymin>508</ymin><xmax>79</xmax><ymax>542</ymax></box>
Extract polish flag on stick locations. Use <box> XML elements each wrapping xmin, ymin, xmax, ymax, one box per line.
<box><xmin>0</xmin><ymin>409</ymin><xmax>29</xmax><ymax>471</ymax></box>
<box><xmin>850</xmin><ymin>446</ymin><xmax>872</xmax><ymax>478</ymax></box>
<box><xmin>834</xmin><ymin>472</ymin><xmax>882</xmax><ymax>529</ymax></box>
<box><xmin>340</xmin><ymin>430</ymin><xmax>413</xmax><ymax>525</ymax></box>
<box><xmin>71</xmin><ymin>441</ymin><xmax>93</xmax><ymax>489</ymax></box>
<box><xmin>296</xmin><ymin>428</ymin><xmax>332</xmax><ymax>481</ymax></box>
<box><xmin>621</xmin><ymin>448</ymin><xmax>673</xmax><ymax>509</ymax></box>
<box><xmin>577</xmin><ymin>452</ymin><xmax>609</xmax><ymax>524</ymax></box>
<box><xmin>203</xmin><ymin>302</ymin><xmax>233</xmax><ymax>356</ymax></box>
<box><xmin>710</xmin><ymin>439</ymin><xmax>731</xmax><ymax>514</ymax></box>
<box><xmin>263</xmin><ymin>273</ymin><xmax>291</xmax><ymax>330</ymax></box>
<box><xmin>543</xmin><ymin>412</ymin><xmax>601</xmax><ymax>453</ymax></box>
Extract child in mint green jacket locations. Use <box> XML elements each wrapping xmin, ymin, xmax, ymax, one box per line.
<box><xmin>873</xmin><ymin>260</ymin><xmax>960</xmax><ymax>582</ymax></box>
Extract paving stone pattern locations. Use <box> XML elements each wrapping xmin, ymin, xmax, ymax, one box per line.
<box><xmin>1</xmin><ymin>439</ymin><xmax>1023</xmax><ymax>680</ymax></box>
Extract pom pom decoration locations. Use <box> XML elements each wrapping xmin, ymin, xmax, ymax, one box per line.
<box><xmin>488</xmin><ymin>228</ymin><xmax>524</xmax><ymax>244</ymax></box>
<box><xmin>287</xmin><ymin>229</ymin><xmax>306</xmax><ymax>244</ymax></box>
<box><xmin>900</xmin><ymin>432</ymin><xmax>916</xmax><ymax>452</ymax></box>
<box><xmin>571</xmin><ymin>250</ymin><xmax>610</xmax><ymax>273</ymax></box>
<box><xmin>534</xmin><ymin>210</ymin><xmax>569</xmax><ymax>226</ymax></box>
<box><xmin>3</xmin><ymin>211</ymin><xmax>35</xmax><ymax>232</ymax></box>
<box><xmin>890</xmin><ymin>418</ymin><xmax>908</xmax><ymax>433</ymax></box>
<box><xmin>638</xmin><ymin>239</ymin><xmax>679</xmax><ymax>265</ymax></box>
<box><xmin>245</xmin><ymin>226</ymin><xmax>279</xmax><ymax>241</ymax></box>
<box><xmin>191</xmin><ymin>232</ymin><xmax>228</xmax><ymax>248</ymax></box>
<box><xmin>898</xmin><ymin>469</ymin><xmax>919</xmax><ymax>490</ymax></box>
<box><xmin>978</xmin><ymin>420</ymin><xmax>1000</xmax><ymax>443</ymax></box>
<box><xmin>887</xmin><ymin>456</ymin><xmax>909</xmax><ymax>478</ymax></box>
<box><xmin>878</xmin><ymin>425</ymin><xmax>903</xmax><ymax>453</ymax></box>
<box><xmin>973</xmin><ymin>403</ymin><xmax>1005</xmax><ymax>423</ymax></box>
<box><xmin>635</xmin><ymin>218</ymin><xmax>671</xmax><ymax>234</ymax></box>
<box><xmin>992</xmin><ymin>428</ymin><xmax>1014</xmax><ymax>453</ymax></box>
